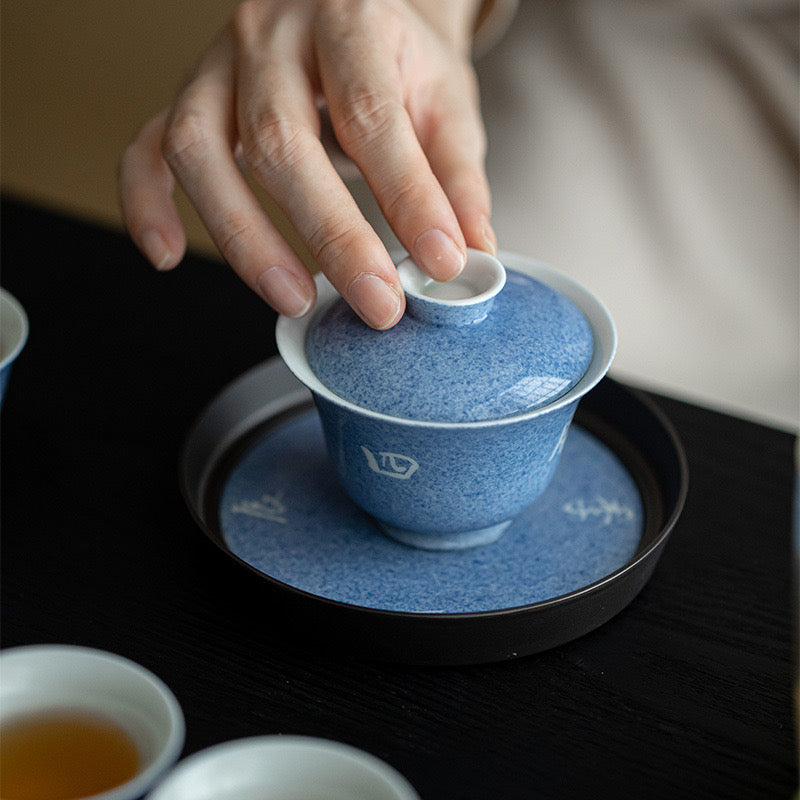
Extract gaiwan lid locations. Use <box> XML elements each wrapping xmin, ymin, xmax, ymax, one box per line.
<box><xmin>305</xmin><ymin>250</ymin><xmax>595</xmax><ymax>423</ymax></box>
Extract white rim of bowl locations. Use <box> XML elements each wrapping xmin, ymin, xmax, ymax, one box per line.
<box><xmin>276</xmin><ymin>251</ymin><xmax>617</xmax><ymax>430</ymax></box>
<box><xmin>0</xmin><ymin>289</ymin><xmax>29</xmax><ymax>371</ymax></box>
<box><xmin>0</xmin><ymin>644</ymin><xmax>186</xmax><ymax>800</ymax></box>
<box><xmin>146</xmin><ymin>735</ymin><xmax>420</xmax><ymax>800</ymax></box>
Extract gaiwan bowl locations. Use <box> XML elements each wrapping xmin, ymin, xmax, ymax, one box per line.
<box><xmin>277</xmin><ymin>250</ymin><xmax>616</xmax><ymax>550</ymax></box>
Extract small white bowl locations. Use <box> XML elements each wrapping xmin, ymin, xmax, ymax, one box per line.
<box><xmin>0</xmin><ymin>644</ymin><xmax>185</xmax><ymax>800</ymax></box>
<box><xmin>146</xmin><ymin>735</ymin><xmax>420</xmax><ymax>800</ymax></box>
<box><xmin>0</xmin><ymin>288</ymin><xmax>29</xmax><ymax>404</ymax></box>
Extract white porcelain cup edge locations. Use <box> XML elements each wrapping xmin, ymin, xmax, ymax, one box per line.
<box><xmin>146</xmin><ymin>735</ymin><xmax>421</xmax><ymax>800</ymax></box>
<box><xmin>0</xmin><ymin>644</ymin><xmax>186</xmax><ymax>800</ymax></box>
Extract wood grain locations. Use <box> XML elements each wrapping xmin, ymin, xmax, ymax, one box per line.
<box><xmin>1</xmin><ymin>198</ymin><xmax>796</xmax><ymax>799</ymax></box>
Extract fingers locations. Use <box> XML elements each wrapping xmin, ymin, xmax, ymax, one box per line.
<box><xmin>119</xmin><ymin>0</ymin><xmax>495</xmax><ymax>331</ymax></box>
<box><xmin>419</xmin><ymin>64</ymin><xmax>497</xmax><ymax>256</ymax></box>
<box><xmin>161</xmin><ymin>32</ymin><xmax>317</xmax><ymax>318</ymax></box>
<box><xmin>232</xmin><ymin>2</ymin><xmax>405</xmax><ymax>329</ymax></box>
<box><xmin>314</xmin><ymin>4</ymin><xmax>468</xmax><ymax>283</ymax></box>
<box><xmin>119</xmin><ymin>110</ymin><xmax>186</xmax><ymax>271</ymax></box>
<box><xmin>120</xmin><ymin>25</ymin><xmax>317</xmax><ymax>319</ymax></box>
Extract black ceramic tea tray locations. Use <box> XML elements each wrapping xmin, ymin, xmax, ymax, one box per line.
<box><xmin>179</xmin><ymin>358</ymin><xmax>687</xmax><ymax>665</ymax></box>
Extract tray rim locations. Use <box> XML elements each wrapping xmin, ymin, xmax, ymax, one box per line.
<box><xmin>178</xmin><ymin>358</ymin><xmax>688</xmax><ymax>662</ymax></box>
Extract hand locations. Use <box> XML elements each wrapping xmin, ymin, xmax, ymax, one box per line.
<box><xmin>118</xmin><ymin>0</ymin><xmax>495</xmax><ymax>329</ymax></box>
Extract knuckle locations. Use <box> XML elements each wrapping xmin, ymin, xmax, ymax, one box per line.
<box><xmin>381</xmin><ymin>179</ymin><xmax>421</xmax><ymax>221</ymax></box>
<box><xmin>216</xmin><ymin>210</ymin><xmax>256</xmax><ymax>259</ymax></box>
<box><xmin>243</xmin><ymin>114</ymin><xmax>314</xmax><ymax>179</ymax></box>
<box><xmin>334</xmin><ymin>89</ymin><xmax>402</xmax><ymax>151</ymax></box>
<box><xmin>161</xmin><ymin>110</ymin><xmax>212</xmax><ymax>171</ymax></box>
<box><xmin>307</xmin><ymin>216</ymin><xmax>358</xmax><ymax>267</ymax></box>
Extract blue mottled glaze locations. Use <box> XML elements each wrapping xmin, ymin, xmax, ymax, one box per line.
<box><xmin>314</xmin><ymin>391</ymin><xmax>577</xmax><ymax>548</ymax></box>
<box><xmin>220</xmin><ymin>409</ymin><xmax>643</xmax><ymax>612</ymax></box>
<box><xmin>276</xmin><ymin>250</ymin><xmax>617</xmax><ymax>549</ymax></box>
<box><xmin>306</xmin><ymin>254</ymin><xmax>593</xmax><ymax>422</ymax></box>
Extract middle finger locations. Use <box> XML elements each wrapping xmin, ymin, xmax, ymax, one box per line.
<box><xmin>233</xmin><ymin>6</ymin><xmax>405</xmax><ymax>330</ymax></box>
<box><xmin>314</xmin><ymin>2</ymin><xmax>468</xmax><ymax>282</ymax></box>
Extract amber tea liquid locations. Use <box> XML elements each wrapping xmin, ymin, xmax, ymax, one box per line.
<box><xmin>0</xmin><ymin>709</ymin><xmax>140</xmax><ymax>800</ymax></box>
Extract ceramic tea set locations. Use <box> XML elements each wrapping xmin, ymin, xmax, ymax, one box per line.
<box><xmin>0</xmin><ymin>645</ymin><xmax>420</xmax><ymax>800</ymax></box>
<box><xmin>277</xmin><ymin>249</ymin><xmax>616</xmax><ymax>550</ymax></box>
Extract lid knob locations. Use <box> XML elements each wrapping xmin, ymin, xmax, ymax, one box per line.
<box><xmin>397</xmin><ymin>250</ymin><xmax>506</xmax><ymax>326</ymax></box>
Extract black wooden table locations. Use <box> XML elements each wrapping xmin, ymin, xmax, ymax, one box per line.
<box><xmin>1</xmin><ymin>196</ymin><xmax>796</xmax><ymax>799</ymax></box>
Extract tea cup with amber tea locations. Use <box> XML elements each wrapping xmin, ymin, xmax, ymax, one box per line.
<box><xmin>0</xmin><ymin>645</ymin><xmax>185</xmax><ymax>800</ymax></box>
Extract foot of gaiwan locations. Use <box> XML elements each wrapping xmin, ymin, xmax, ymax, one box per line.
<box><xmin>376</xmin><ymin>519</ymin><xmax>513</xmax><ymax>551</ymax></box>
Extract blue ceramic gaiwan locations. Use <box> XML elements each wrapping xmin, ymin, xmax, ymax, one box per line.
<box><xmin>306</xmin><ymin>254</ymin><xmax>593</xmax><ymax>423</ymax></box>
<box><xmin>277</xmin><ymin>250</ymin><xmax>616</xmax><ymax>550</ymax></box>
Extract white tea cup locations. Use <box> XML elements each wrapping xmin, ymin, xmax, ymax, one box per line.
<box><xmin>146</xmin><ymin>735</ymin><xmax>420</xmax><ymax>800</ymax></box>
<box><xmin>0</xmin><ymin>644</ymin><xmax>185</xmax><ymax>800</ymax></box>
<box><xmin>0</xmin><ymin>288</ymin><xmax>29</xmax><ymax>405</ymax></box>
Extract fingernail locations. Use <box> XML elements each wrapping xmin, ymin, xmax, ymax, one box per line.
<box><xmin>347</xmin><ymin>273</ymin><xmax>403</xmax><ymax>330</ymax></box>
<box><xmin>257</xmin><ymin>266</ymin><xmax>314</xmax><ymax>317</ymax></box>
<box><xmin>140</xmin><ymin>229</ymin><xmax>173</xmax><ymax>271</ymax></box>
<box><xmin>414</xmin><ymin>229</ymin><xmax>466</xmax><ymax>281</ymax></box>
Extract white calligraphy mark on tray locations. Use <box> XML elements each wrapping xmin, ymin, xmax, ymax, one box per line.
<box><xmin>232</xmin><ymin>492</ymin><xmax>288</xmax><ymax>524</ymax></box>
<box><xmin>562</xmin><ymin>496</ymin><xmax>635</xmax><ymax>526</ymax></box>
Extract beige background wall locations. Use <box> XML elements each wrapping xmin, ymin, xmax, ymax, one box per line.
<box><xmin>2</xmin><ymin>1</ymin><xmax>239</xmax><ymax>258</ymax></box>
